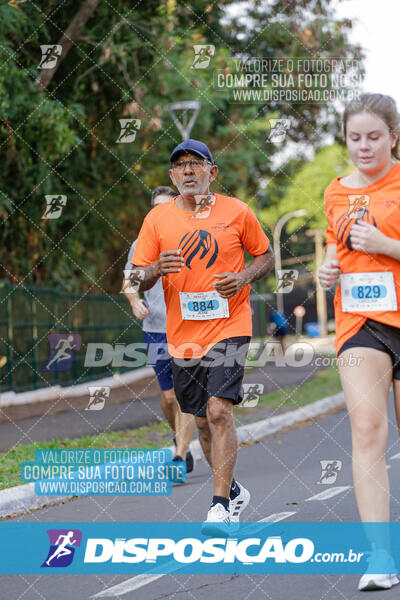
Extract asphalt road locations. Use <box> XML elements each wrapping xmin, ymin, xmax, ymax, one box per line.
<box><xmin>3</xmin><ymin>389</ymin><xmax>400</xmax><ymax>600</ymax></box>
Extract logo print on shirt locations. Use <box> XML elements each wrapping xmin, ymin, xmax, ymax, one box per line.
<box><xmin>190</xmin><ymin>195</ymin><xmax>216</xmax><ymax>219</ymax></box>
<box><xmin>178</xmin><ymin>230</ymin><xmax>218</xmax><ymax>269</ymax></box>
<box><xmin>335</xmin><ymin>194</ymin><xmax>377</xmax><ymax>251</ymax></box>
<box><xmin>346</xmin><ymin>194</ymin><xmax>370</xmax><ymax>219</ymax></box>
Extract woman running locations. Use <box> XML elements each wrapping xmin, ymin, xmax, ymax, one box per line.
<box><xmin>318</xmin><ymin>93</ymin><xmax>400</xmax><ymax>591</ymax></box>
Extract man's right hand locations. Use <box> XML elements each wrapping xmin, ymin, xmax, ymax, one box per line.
<box><xmin>318</xmin><ymin>259</ymin><xmax>341</xmax><ymax>289</ymax></box>
<box><xmin>130</xmin><ymin>298</ymin><xmax>150</xmax><ymax>320</ymax></box>
<box><xmin>155</xmin><ymin>250</ymin><xmax>185</xmax><ymax>276</ymax></box>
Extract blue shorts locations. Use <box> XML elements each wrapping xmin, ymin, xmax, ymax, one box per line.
<box><xmin>273</xmin><ymin>327</ymin><xmax>288</xmax><ymax>337</ymax></box>
<box><xmin>142</xmin><ymin>331</ymin><xmax>173</xmax><ymax>391</ymax></box>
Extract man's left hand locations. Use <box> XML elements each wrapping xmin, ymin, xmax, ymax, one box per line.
<box><xmin>213</xmin><ymin>272</ymin><xmax>246</xmax><ymax>298</ymax></box>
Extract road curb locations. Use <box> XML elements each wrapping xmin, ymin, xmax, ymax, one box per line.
<box><xmin>189</xmin><ymin>392</ymin><xmax>345</xmax><ymax>461</ymax></box>
<box><xmin>0</xmin><ymin>482</ymin><xmax>68</xmax><ymax>519</ymax></box>
<box><xmin>0</xmin><ymin>392</ymin><xmax>345</xmax><ymax>519</ymax></box>
<box><xmin>0</xmin><ymin>367</ymin><xmax>154</xmax><ymax>408</ymax></box>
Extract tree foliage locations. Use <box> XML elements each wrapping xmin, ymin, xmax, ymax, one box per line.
<box><xmin>0</xmin><ymin>0</ymin><xmax>363</xmax><ymax>293</ymax></box>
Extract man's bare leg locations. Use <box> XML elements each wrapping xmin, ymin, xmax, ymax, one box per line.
<box><xmin>195</xmin><ymin>415</ymin><xmax>212</xmax><ymax>467</ymax></box>
<box><xmin>197</xmin><ymin>396</ymin><xmax>237</xmax><ymax>498</ymax></box>
<box><xmin>207</xmin><ymin>396</ymin><xmax>237</xmax><ymax>497</ymax></box>
<box><xmin>197</xmin><ymin>393</ymin><xmax>250</xmax><ymax>528</ymax></box>
<box><xmin>160</xmin><ymin>388</ymin><xmax>177</xmax><ymax>431</ymax></box>
<box><xmin>175</xmin><ymin>411</ymin><xmax>196</xmax><ymax>459</ymax></box>
<box><xmin>161</xmin><ymin>388</ymin><xmax>194</xmax><ymax>458</ymax></box>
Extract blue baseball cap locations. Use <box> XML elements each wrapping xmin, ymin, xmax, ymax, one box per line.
<box><xmin>170</xmin><ymin>139</ymin><xmax>214</xmax><ymax>164</ymax></box>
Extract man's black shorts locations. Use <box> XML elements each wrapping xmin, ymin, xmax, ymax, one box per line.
<box><xmin>171</xmin><ymin>336</ymin><xmax>250</xmax><ymax>417</ymax></box>
<box><xmin>338</xmin><ymin>318</ymin><xmax>400</xmax><ymax>380</ymax></box>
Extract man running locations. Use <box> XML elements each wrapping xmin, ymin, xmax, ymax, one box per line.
<box><xmin>130</xmin><ymin>140</ymin><xmax>274</xmax><ymax>531</ymax></box>
<box><xmin>268</xmin><ymin>310</ymin><xmax>289</xmax><ymax>353</ymax></box>
<box><xmin>123</xmin><ymin>186</ymin><xmax>195</xmax><ymax>473</ymax></box>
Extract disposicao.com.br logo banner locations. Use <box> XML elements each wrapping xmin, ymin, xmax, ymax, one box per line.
<box><xmin>0</xmin><ymin>523</ymin><xmax>399</xmax><ymax>575</ymax></box>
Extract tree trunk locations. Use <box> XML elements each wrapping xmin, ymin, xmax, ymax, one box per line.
<box><xmin>35</xmin><ymin>0</ymin><xmax>100</xmax><ymax>91</ymax></box>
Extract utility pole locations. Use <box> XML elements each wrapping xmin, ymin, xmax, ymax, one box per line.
<box><xmin>273</xmin><ymin>209</ymin><xmax>306</xmax><ymax>314</ymax></box>
<box><xmin>306</xmin><ymin>228</ymin><xmax>327</xmax><ymax>337</ymax></box>
<box><xmin>167</xmin><ymin>101</ymin><xmax>201</xmax><ymax>140</ymax></box>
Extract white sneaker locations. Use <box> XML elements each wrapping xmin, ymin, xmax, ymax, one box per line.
<box><xmin>358</xmin><ymin>547</ymin><xmax>399</xmax><ymax>591</ymax></box>
<box><xmin>230</xmin><ymin>482</ymin><xmax>251</xmax><ymax>522</ymax></box>
<box><xmin>201</xmin><ymin>503</ymin><xmax>231</xmax><ymax>536</ymax></box>
<box><xmin>358</xmin><ymin>573</ymin><xmax>399</xmax><ymax>591</ymax></box>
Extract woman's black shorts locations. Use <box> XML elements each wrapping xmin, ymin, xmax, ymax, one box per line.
<box><xmin>337</xmin><ymin>318</ymin><xmax>400</xmax><ymax>380</ymax></box>
<box><xmin>171</xmin><ymin>336</ymin><xmax>250</xmax><ymax>417</ymax></box>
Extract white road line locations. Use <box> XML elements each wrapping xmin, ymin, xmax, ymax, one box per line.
<box><xmin>390</xmin><ymin>452</ymin><xmax>400</xmax><ymax>460</ymax></box>
<box><xmin>91</xmin><ymin>574</ymin><xmax>164</xmax><ymax>598</ymax></box>
<box><xmin>259</xmin><ymin>511</ymin><xmax>296</xmax><ymax>522</ymax></box>
<box><xmin>91</xmin><ymin>511</ymin><xmax>296</xmax><ymax>598</ymax></box>
<box><xmin>305</xmin><ymin>486</ymin><xmax>351</xmax><ymax>502</ymax></box>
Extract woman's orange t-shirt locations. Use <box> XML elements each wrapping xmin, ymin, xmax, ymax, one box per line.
<box><xmin>131</xmin><ymin>194</ymin><xmax>270</xmax><ymax>358</ymax></box>
<box><xmin>324</xmin><ymin>163</ymin><xmax>400</xmax><ymax>354</ymax></box>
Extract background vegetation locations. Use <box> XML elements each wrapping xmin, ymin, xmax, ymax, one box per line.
<box><xmin>0</xmin><ymin>0</ymin><xmax>363</xmax><ymax>294</ymax></box>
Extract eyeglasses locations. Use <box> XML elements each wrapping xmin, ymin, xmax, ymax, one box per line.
<box><xmin>171</xmin><ymin>159</ymin><xmax>211</xmax><ymax>172</ymax></box>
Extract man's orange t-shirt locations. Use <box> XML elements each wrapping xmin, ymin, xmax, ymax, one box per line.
<box><xmin>324</xmin><ymin>163</ymin><xmax>400</xmax><ymax>354</ymax></box>
<box><xmin>131</xmin><ymin>193</ymin><xmax>270</xmax><ymax>358</ymax></box>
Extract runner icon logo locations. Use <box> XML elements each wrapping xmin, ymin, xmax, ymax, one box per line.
<box><xmin>38</xmin><ymin>45</ymin><xmax>62</xmax><ymax>69</ymax></box>
<box><xmin>240</xmin><ymin>383</ymin><xmax>264</xmax><ymax>407</ymax></box>
<box><xmin>267</xmin><ymin>118</ymin><xmax>291</xmax><ymax>143</ymax></box>
<box><xmin>191</xmin><ymin>45</ymin><xmax>215</xmax><ymax>69</ymax></box>
<box><xmin>42</xmin><ymin>529</ymin><xmax>82</xmax><ymax>568</ymax></box>
<box><xmin>346</xmin><ymin>194</ymin><xmax>370</xmax><ymax>219</ymax></box>
<box><xmin>122</xmin><ymin>268</ymin><xmax>145</xmax><ymax>294</ymax></box>
<box><xmin>42</xmin><ymin>195</ymin><xmax>67</xmax><ymax>219</ymax></box>
<box><xmin>276</xmin><ymin>269</ymin><xmax>299</xmax><ymax>293</ymax></box>
<box><xmin>190</xmin><ymin>195</ymin><xmax>216</xmax><ymax>219</ymax></box>
<box><xmin>116</xmin><ymin>119</ymin><xmax>141</xmax><ymax>143</ymax></box>
<box><xmin>317</xmin><ymin>460</ymin><xmax>342</xmax><ymax>485</ymax></box>
<box><xmin>43</xmin><ymin>333</ymin><xmax>82</xmax><ymax>372</ymax></box>
<box><xmin>178</xmin><ymin>230</ymin><xmax>218</xmax><ymax>269</ymax></box>
<box><xmin>86</xmin><ymin>386</ymin><xmax>110</xmax><ymax>411</ymax></box>
<box><xmin>336</xmin><ymin>195</ymin><xmax>377</xmax><ymax>250</ymax></box>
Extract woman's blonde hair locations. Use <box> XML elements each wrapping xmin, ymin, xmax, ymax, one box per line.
<box><xmin>343</xmin><ymin>93</ymin><xmax>400</xmax><ymax>161</ymax></box>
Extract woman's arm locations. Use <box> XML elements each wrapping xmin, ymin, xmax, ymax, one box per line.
<box><xmin>380</xmin><ymin>236</ymin><xmax>400</xmax><ymax>261</ymax></box>
<box><xmin>325</xmin><ymin>244</ymin><xmax>338</xmax><ymax>262</ymax></box>
<box><xmin>318</xmin><ymin>244</ymin><xmax>340</xmax><ymax>289</ymax></box>
<box><xmin>350</xmin><ymin>221</ymin><xmax>400</xmax><ymax>259</ymax></box>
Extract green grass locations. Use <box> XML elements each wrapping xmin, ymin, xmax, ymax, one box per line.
<box><xmin>0</xmin><ymin>368</ymin><xmax>342</xmax><ymax>491</ymax></box>
<box><xmin>0</xmin><ymin>421</ymin><xmax>172</xmax><ymax>491</ymax></box>
<box><xmin>256</xmin><ymin>367</ymin><xmax>341</xmax><ymax>409</ymax></box>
